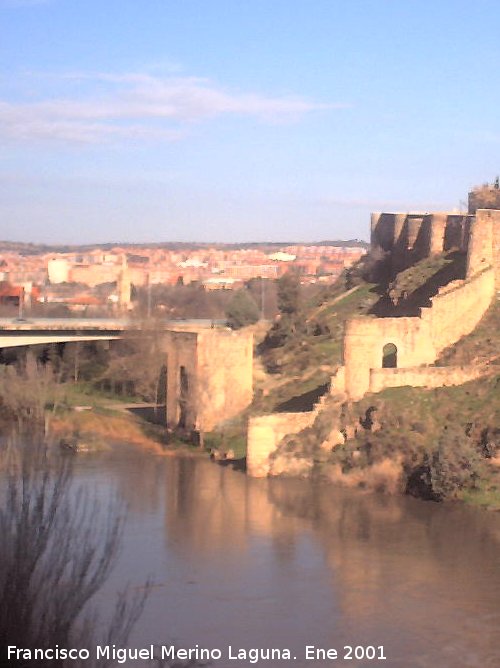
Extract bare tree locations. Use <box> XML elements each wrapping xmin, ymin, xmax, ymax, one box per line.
<box><xmin>102</xmin><ymin>317</ymin><xmax>165</xmax><ymax>402</ymax></box>
<box><xmin>0</xmin><ymin>353</ymin><xmax>68</xmax><ymax>436</ymax></box>
<box><xmin>0</xmin><ymin>434</ymin><xmax>148</xmax><ymax>668</ymax></box>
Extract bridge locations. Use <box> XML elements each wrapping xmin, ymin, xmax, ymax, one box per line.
<box><xmin>0</xmin><ymin>317</ymin><xmax>129</xmax><ymax>348</ymax></box>
<box><xmin>0</xmin><ymin>317</ymin><xmax>225</xmax><ymax>348</ymax></box>
<box><xmin>0</xmin><ymin>316</ymin><xmax>253</xmax><ymax>437</ymax></box>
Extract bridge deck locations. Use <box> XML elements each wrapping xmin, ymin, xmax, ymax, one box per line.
<box><xmin>0</xmin><ymin>318</ymin><xmax>228</xmax><ymax>348</ymax></box>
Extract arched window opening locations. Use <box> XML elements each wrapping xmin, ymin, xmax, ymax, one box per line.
<box><xmin>382</xmin><ymin>343</ymin><xmax>398</xmax><ymax>368</ymax></box>
<box><xmin>157</xmin><ymin>364</ymin><xmax>167</xmax><ymax>405</ymax></box>
<box><xmin>179</xmin><ymin>366</ymin><xmax>189</xmax><ymax>398</ymax></box>
<box><xmin>178</xmin><ymin>366</ymin><xmax>189</xmax><ymax>429</ymax></box>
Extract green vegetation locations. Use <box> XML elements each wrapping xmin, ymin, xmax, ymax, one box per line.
<box><xmin>256</xmin><ymin>281</ymin><xmax>377</xmax><ymax>412</ymax></box>
<box><xmin>277</xmin><ymin>270</ymin><xmax>301</xmax><ymax>316</ymax></box>
<box><xmin>289</xmin><ymin>374</ymin><xmax>500</xmax><ymax>504</ymax></box>
<box><xmin>225</xmin><ymin>288</ymin><xmax>260</xmax><ymax>329</ymax></box>
<box><xmin>0</xmin><ymin>348</ymin><xmax>177</xmax><ymax>454</ymax></box>
<box><xmin>461</xmin><ymin>483</ymin><xmax>500</xmax><ymax>511</ymax></box>
<box><xmin>203</xmin><ymin>416</ymin><xmax>247</xmax><ymax>460</ymax></box>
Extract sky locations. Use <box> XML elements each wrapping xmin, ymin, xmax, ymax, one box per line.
<box><xmin>1</xmin><ymin>0</ymin><xmax>500</xmax><ymax>244</ymax></box>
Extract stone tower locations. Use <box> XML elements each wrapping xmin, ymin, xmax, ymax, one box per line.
<box><xmin>468</xmin><ymin>179</ymin><xmax>500</xmax><ymax>213</ymax></box>
<box><xmin>117</xmin><ymin>255</ymin><xmax>132</xmax><ymax>310</ymax></box>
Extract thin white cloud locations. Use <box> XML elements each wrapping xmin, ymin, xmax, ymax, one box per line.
<box><xmin>0</xmin><ymin>71</ymin><xmax>344</xmax><ymax>144</ymax></box>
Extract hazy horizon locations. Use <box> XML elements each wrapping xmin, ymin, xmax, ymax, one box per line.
<box><xmin>0</xmin><ymin>236</ymin><xmax>369</xmax><ymax>249</ymax></box>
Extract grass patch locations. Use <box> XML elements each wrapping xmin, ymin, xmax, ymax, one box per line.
<box><xmin>460</xmin><ymin>485</ymin><xmax>500</xmax><ymax>510</ymax></box>
<box><xmin>63</xmin><ymin>382</ymin><xmax>145</xmax><ymax>409</ymax></box>
<box><xmin>50</xmin><ymin>409</ymin><xmax>171</xmax><ymax>454</ymax></box>
<box><xmin>204</xmin><ymin>416</ymin><xmax>247</xmax><ymax>459</ymax></box>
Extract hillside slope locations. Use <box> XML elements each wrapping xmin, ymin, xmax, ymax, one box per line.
<box><xmin>253</xmin><ymin>255</ymin><xmax>500</xmax><ymax>506</ymax></box>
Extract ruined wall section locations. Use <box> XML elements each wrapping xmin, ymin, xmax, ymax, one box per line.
<box><xmin>469</xmin><ymin>185</ymin><xmax>500</xmax><ymax>214</ymax></box>
<box><xmin>247</xmin><ymin>412</ymin><xmax>316</xmax><ymax>478</ymax></box>
<box><xmin>164</xmin><ymin>328</ymin><xmax>253</xmax><ymax>434</ymax></box>
<box><xmin>248</xmin><ymin>202</ymin><xmax>498</xmax><ymax>475</ymax></box>
<box><xmin>196</xmin><ymin>329</ymin><xmax>253</xmax><ymax>432</ymax></box>
<box><xmin>370</xmin><ymin>364</ymin><xmax>486</xmax><ymax>393</ymax></box>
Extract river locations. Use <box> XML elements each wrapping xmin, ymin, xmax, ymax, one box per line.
<box><xmin>74</xmin><ymin>446</ymin><xmax>500</xmax><ymax>668</ymax></box>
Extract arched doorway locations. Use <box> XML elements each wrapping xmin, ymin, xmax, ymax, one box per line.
<box><xmin>382</xmin><ymin>343</ymin><xmax>397</xmax><ymax>368</ymax></box>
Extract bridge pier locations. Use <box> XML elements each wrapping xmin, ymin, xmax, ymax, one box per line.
<box><xmin>163</xmin><ymin>328</ymin><xmax>253</xmax><ymax>435</ymax></box>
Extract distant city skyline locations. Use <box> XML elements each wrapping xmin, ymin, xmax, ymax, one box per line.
<box><xmin>1</xmin><ymin>0</ymin><xmax>499</xmax><ymax>244</ymax></box>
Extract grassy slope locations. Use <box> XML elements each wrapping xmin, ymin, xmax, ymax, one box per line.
<box><xmin>50</xmin><ymin>383</ymin><xmax>193</xmax><ymax>455</ymax></box>
<box><xmin>254</xmin><ymin>282</ymin><xmax>378</xmax><ymax>413</ymax></box>
<box><xmin>322</xmin><ymin>374</ymin><xmax>500</xmax><ymax>506</ymax></box>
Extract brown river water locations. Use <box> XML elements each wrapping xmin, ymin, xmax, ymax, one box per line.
<box><xmin>74</xmin><ymin>447</ymin><xmax>500</xmax><ymax>668</ymax></box>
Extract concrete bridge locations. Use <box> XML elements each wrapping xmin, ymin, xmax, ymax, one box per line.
<box><xmin>0</xmin><ymin>317</ymin><xmax>254</xmax><ymax>435</ymax></box>
<box><xmin>0</xmin><ymin>317</ymin><xmax>129</xmax><ymax>348</ymax></box>
<box><xmin>0</xmin><ymin>317</ymin><xmax>225</xmax><ymax>348</ymax></box>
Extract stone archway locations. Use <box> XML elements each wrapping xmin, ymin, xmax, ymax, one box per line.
<box><xmin>382</xmin><ymin>343</ymin><xmax>398</xmax><ymax>368</ymax></box>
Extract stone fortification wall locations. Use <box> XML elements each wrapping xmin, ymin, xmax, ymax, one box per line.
<box><xmin>421</xmin><ymin>267</ymin><xmax>495</xmax><ymax>354</ymax></box>
<box><xmin>247</xmin><ymin>412</ymin><xmax>317</xmax><ymax>478</ymax></box>
<box><xmin>345</xmin><ymin>204</ymin><xmax>499</xmax><ymax>399</ymax></box>
<box><xmin>164</xmin><ymin>328</ymin><xmax>253</xmax><ymax>434</ymax></box>
<box><xmin>466</xmin><ymin>208</ymin><xmax>500</xmax><ymax>288</ymax></box>
<box><xmin>344</xmin><ymin>316</ymin><xmax>435</xmax><ymax>399</ymax></box>
<box><xmin>371</xmin><ymin>211</ymin><xmax>471</xmax><ymax>272</ymax></box>
<box><xmin>248</xmin><ymin>200</ymin><xmax>498</xmax><ymax>476</ymax></box>
<box><xmin>494</xmin><ymin>214</ymin><xmax>500</xmax><ymax>289</ymax></box>
<box><xmin>343</xmin><ymin>267</ymin><xmax>495</xmax><ymax>399</ymax></box>
<box><xmin>369</xmin><ymin>365</ymin><xmax>486</xmax><ymax>394</ymax></box>
<box><xmin>466</xmin><ymin>209</ymin><xmax>496</xmax><ymax>278</ymax></box>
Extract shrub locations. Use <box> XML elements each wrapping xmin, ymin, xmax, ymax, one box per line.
<box><xmin>225</xmin><ymin>289</ymin><xmax>260</xmax><ymax>329</ymax></box>
<box><xmin>428</xmin><ymin>425</ymin><xmax>485</xmax><ymax>500</ymax></box>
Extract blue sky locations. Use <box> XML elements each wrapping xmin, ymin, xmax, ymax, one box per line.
<box><xmin>1</xmin><ymin>0</ymin><xmax>500</xmax><ymax>244</ymax></box>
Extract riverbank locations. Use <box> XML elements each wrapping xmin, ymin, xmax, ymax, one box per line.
<box><xmin>47</xmin><ymin>384</ymin><xmax>204</xmax><ymax>457</ymax></box>
<box><xmin>51</xmin><ymin>374</ymin><xmax>500</xmax><ymax>512</ymax></box>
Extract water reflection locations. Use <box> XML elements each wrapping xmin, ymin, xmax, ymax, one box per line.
<box><xmin>164</xmin><ymin>457</ymin><xmax>301</xmax><ymax>555</ymax></box>
<box><xmin>268</xmin><ymin>480</ymin><xmax>500</xmax><ymax>666</ymax></box>
<box><xmin>80</xmin><ymin>450</ymin><xmax>500</xmax><ymax>668</ymax></box>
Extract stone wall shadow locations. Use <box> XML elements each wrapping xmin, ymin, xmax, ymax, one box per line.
<box><xmin>369</xmin><ymin>251</ymin><xmax>467</xmax><ymax>317</ymax></box>
<box><xmin>275</xmin><ymin>383</ymin><xmax>329</xmax><ymax>413</ymax></box>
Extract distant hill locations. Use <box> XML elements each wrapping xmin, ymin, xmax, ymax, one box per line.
<box><xmin>0</xmin><ymin>239</ymin><xmax>369</xmax><ymax>256</ymax></box>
